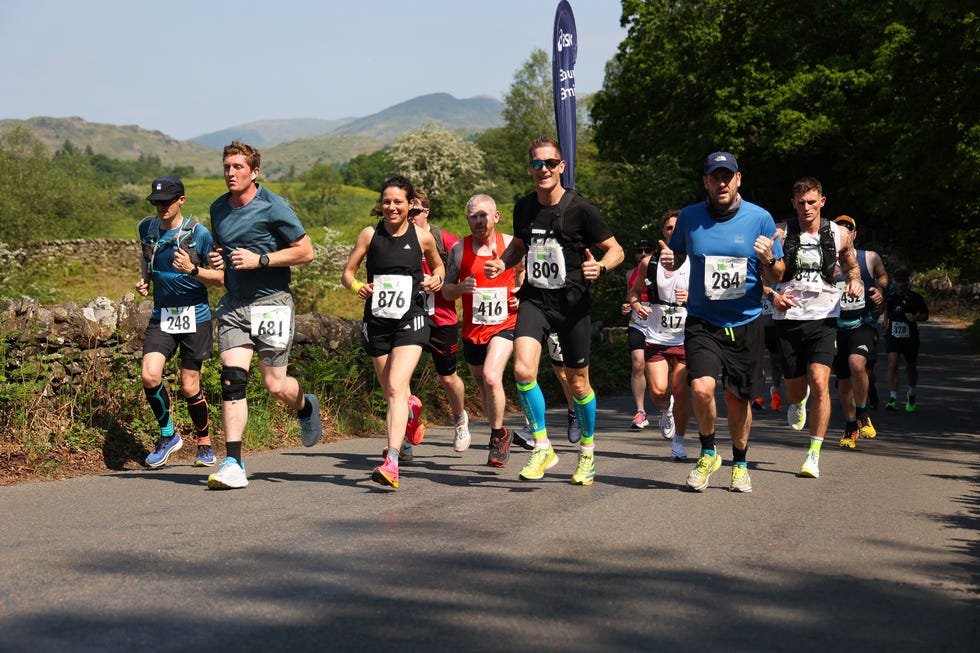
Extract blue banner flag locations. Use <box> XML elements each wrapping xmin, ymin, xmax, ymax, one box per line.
<box><xmin>552</xmin><ymin>0</ymin><xmax>577</xmax><ymax>189</ymax></box>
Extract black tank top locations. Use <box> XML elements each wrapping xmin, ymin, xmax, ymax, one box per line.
<box><xmin>365</xmin><ymin>220</ymin><xmax>426</xmax><ymax>321</ymax></box>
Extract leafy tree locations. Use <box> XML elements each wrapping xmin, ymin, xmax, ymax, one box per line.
<box><xmin>282</xmin><ymin>161</ymin><xmax>343</xmax><ymax>227</ymax></box>
<box><xmin>389</xmin><ymin>123</ymin><xmax>489</xmax><ymax>220</ymax></box>
<box><xmin>341</xmin><ymin>148</ymin><xmax>393</xmax><ymax>191</ymax></box>
<box><xmin>0</xmin><ymin>126</ymin><xmax>127</xmax><ymax>242</ymax></box>
<box><xmin>477</xmin><ymin>48</ymin><xmax>558</xmax><ymax>203</ymax></box>
<box><xmin>592</xmin><ymin>0</ymin><xmax>980</xmax><ymax>275</ymax></box>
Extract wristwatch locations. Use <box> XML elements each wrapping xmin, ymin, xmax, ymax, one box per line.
<box><xmin>190</xmin><ymin>265</ymin><xmax>200</xmax><ymax>277</ymax></box>
<box><xmin>259</xmin><ymin>254</ymin><xmax>270</xmax><ymax>268</ymax></box>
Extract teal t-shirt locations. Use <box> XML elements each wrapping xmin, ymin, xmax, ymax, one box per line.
<box><xmin>209</xmin><ymin>185</ymin><xmax>307</xmax><ymax>299</ymax></box>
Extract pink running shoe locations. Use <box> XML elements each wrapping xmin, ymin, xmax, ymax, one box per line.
<box><xmin>371</xmin><ymin>457</ymin><xmax>399</xmax><ymax>488</ymax></box>
<box><xmin>405</xmin><ymin>395</ymin><xmax>425</xmax><ymax>445</ymax></box>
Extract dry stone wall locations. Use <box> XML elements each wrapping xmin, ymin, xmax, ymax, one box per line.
<box><xmin>0</xmin><ymin>293</ymin><xmax>362</xmax><ymax>395</ymax></box>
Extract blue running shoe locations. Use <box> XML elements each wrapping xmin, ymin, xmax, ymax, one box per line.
<box><xmin>299</xmin><ymin>394</ymin><xmax>323</xmax><ymax>446</ymax></box>
<box><xmin>194</xmin><ymin>445</ymin><xmax>216</xmax><ymax>467</ymax></box>
<box><xmin>145</xmin><ymin>434</ymin><xmax>183</xmax><ymax>468</ymax></box>
<box><xmin>567</xmin><ymin>411</ymin><xmax>582</xmax><ymax>444</ymax></box>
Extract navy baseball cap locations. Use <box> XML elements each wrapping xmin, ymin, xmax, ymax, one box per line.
<box><xmin>146</xmin><ymin>176</ymin><xmax>185</xmax><ymax>202</ymax></box>
<box><xmin>703</xmin><ymin>152</ymin><xmax>739</xmax><ymax>175</ymax></box>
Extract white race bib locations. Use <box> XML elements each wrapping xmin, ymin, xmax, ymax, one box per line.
<box><xmin>250</xmin><ymin>304</ymin><xmax>291</xmax><ymax>350</ymax></box>
<box><xmin>371</xmin><ymin>274</ymin><xmax>412</xmax><ymax>319</ymax></box>
<box><xmin>890</xmin><ymin>321</ymin><xmax>910</xmax><ymax>338</ymax></box>
<box><xmin>650</xmin><ymin>303</ymin><xmax>687</xmax><ymax>335</ymax></box>
<box><xmin>704</xmin><ymin>256</ymin><xmax>747</xmax><ymax>300</ymax></box>
<box><xmin>837</xmin><ymin>280</ymin><xmax>865</xmax><ymax>311</ymax></box>
<box><xmin>161</xmin><ymin>305</ymin><xmax>195</xmax><ymax>334</ymax></box>
<box><xmin>526</xmin><ymin>238</ymin><xmax>567</xmax><ymax>289</ymax></box>
<box><xmin>472</xmin><ymin>286</ymin><xmax>507</xmax><ymax>325</ymax></box>
<box><xmin>546</xmin><ymin>332</ymin><xmax>563</xmax><ymax>362</ymax></box>
<box><xmin>762</xmin><ymin>296</ymin><xmax>775</xmax><ymax>316</ymax></box>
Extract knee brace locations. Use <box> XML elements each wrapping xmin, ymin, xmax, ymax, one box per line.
<box><xmin>221</xmin><ymin>366</ymin><xmax>249</xmax><ymax>402</ymax></box>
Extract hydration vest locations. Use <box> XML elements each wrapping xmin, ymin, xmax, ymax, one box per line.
<box><xmin>781</xmin><ymin>217</ymin><xmax>836</xmax><ymax>285</ymax></box>
<box><xmin>138</xmin><ymin>216</ymin><xmax>203</xmax><ymax>280</ymax></box>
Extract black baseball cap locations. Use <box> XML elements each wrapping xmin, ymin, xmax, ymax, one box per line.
<box><xmin>146</xmin><ymin>176</ymin><xmax>185</xmax><ymax>202</ymax></box>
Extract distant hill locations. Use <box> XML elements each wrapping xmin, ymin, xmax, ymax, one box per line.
<box><xmin>191</xmin><ymin>117</ymin><xmax>354</xmax><ymax>149</ymax></box>
<box><xmin>190</xmin><ymin>93</ymin><xmax>503</xmax><ymax>147</ymax></box>
<box><xmin>261</xmin><ymin>135</ymin><xmax>386</xmax><ymax>179</ymax></box>
<box><xmin>327</xmin><ymin>93</ymin><xmax>504</xmax><ymax>142</ymax></box>
<box><xmin>0</xmin><ymin>116</ymin><xmax>223</xmax><ymax>175</ymax></box>
<box><xmin>1</xmin><ymin>93</ymin><xmax>504</xmax><ymax>178</ymax></box>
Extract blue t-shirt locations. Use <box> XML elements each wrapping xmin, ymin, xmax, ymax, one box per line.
<box><xmin>668</xmin><ymin>199</ymin><xmax>783</xmax><ymax>327</ymax></box>
<box><xmin>137</xmin><ymin>216</ymin><xmax>213</xmax><ymax>323</ymax></box>
<box><xmin>209</xmin><ymin>185</ymin><xmax>307</xmax><ymax>299</ymax></box>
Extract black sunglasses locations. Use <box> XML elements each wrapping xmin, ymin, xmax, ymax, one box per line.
<box><xmin>530</xmin><ymin>158</ymin><xmax>563</xmax><ymax>171</ymax></box>
<box><xmin>637</xmin><ymin>247</ymin><xmax>653</xmax><ymax>254</ymax></box>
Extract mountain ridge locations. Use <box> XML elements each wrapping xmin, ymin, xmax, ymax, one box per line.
<box><xmin>1</xmin><ymin>93</ymin><xmax>504</xmax><ymax>177</ymax></box>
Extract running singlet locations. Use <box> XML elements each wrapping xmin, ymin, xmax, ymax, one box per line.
<box><xmin>644</xmin><ymin>256</ymin><xmax>690</xmax><ymax>347</ymax></box>
<box><xmin>421</xmin><ymin>226</ymin><xmax>459</xmax><ymax>326</ymax></box>
<box><xmin>365</xmin><ymin>221</ymin><xmax>426</xmax><ymax>323</ymax></box>
<box><xmin>627</xmin><ymin>264</ymin><xmax>653</xmax><ymax>341</ymax></box>
<box><xmin>836</xmin><ymin>249</ymin><xmax>877</xmax><ymax>329</ymax></box>
<box><xmin>460</xmin><ymin>232</ymin><xmax>518</xmax><ymax>344</ymax></box>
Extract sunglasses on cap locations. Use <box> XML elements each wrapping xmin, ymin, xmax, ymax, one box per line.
<box><xmin>530</xmin><ymin>158</ymin><xmax>563</xmax><ymax>171</ymax></box>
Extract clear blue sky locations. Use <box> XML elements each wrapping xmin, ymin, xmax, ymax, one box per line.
<box><xmin>0</xmin><ymin>0</ymin><xmax>626</xmax><ymax>140</ymax></box>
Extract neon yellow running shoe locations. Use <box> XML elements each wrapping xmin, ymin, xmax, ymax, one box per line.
<box><xmin>571</xmin><ymin>449</ymin><xmax>595</xmax><ymax>485</ymax></box>
<box><xmin>729</xmin><ymin>465</ymin><xmax>752</xmax><ymax>493</ymax></box>
<box><xmin>686</xmin><ymin>451</ymin><xmax>722</xmax><ymax>491</ymax></box>
<box><xmin>787</xmin><ymin>386</ymin><xmax>810</xmax><ymax>431</ymax></box>
<box><xmin>858</xmin><ymin>416</ymin><xmax>877</xmax><ymax>439</ymax></box>
<box><xmin>839</xmin><ymin>430</ymin><xmax>858</xmax><ymax>449</ymax></box>
<box><xmin>519</xmin><ymin>446</ymin><xmax>558</xmax><ymax>480</ymax></box>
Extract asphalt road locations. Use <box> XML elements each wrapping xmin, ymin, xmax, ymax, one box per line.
<box><xmin>0</xmin><ymin>320</ymin><xmax>976</xmax><ymax>652</ymax></box>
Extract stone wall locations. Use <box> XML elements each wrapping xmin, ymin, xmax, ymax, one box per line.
<box><xmin>0</xmin><ymin>293</ymin><xmax>362</xmax><ymax>394</ymax></box>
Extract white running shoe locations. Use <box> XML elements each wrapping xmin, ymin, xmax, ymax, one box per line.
<box><xmin>799</xmin><ymin>451</ymin><xmax>820</xmax><ymax>478</ymax></box>
<box><xmin>453</xmin><ymin>411</ymin><xmax>471</xmax><ymax>452</ymax></box>
<box><xmin>659</xmin><ymin>395</ymin><xmax>676</xmax><ymax>440</ymax></box>
<box><xmin>787</xmin><ymin>386</ymin><xmax>811</xmax><ymax>431</ymax></box>
<box><xmin>207</xmin><ymin>457</ymin><xmax>248</xmax><ymax>490</ymax></box>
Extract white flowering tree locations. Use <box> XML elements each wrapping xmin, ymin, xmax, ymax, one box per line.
<box><xmin>389</xmin><ymin>123</ymin><xmax>490</xmax><ymax>219</ymax></box>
